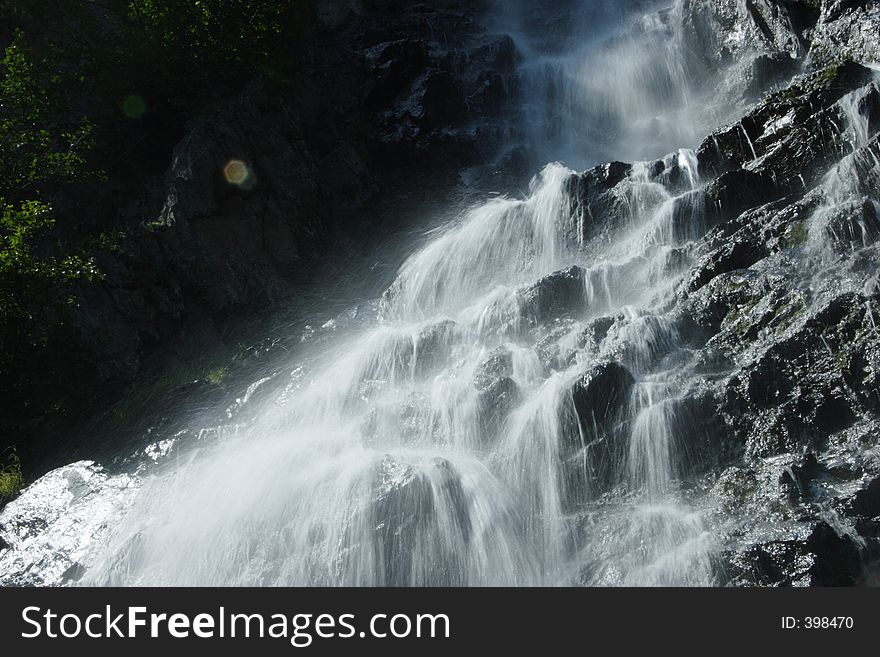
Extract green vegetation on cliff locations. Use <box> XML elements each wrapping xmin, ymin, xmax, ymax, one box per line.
<box><xmin>0</xmin><ymin>0</ymin><xmax>312</xmax><ymax>446</ymax></box>
<box><xmin>0</xmin><ymin>448</ymin><xmax>23</xmax><ymax>503</ymax></box>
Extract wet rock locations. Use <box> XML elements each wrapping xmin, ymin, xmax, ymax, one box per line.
<box><xmin>807</xmin><ymin>520</ymin><xmax>865</xmax><ymax>586</ymax></box>
<box><xmin>567</xmin><ymin>163</ymin><xmax>632</xmax><ymax>241</ymax></box>
<box><xmin>733</xmin><ymin>540</ymin><xmax>813</xmax><ymax>586</ymax></box>
<box><xmin>371</xmin><ymin>457</ymin><xmax>434</xmax><ymax>586</ymax></box>
<box><xmin>472</xmin><ymin>348</ymin><xmax>514</xmax><ymax>390</ymax></box>
<box><xmin>688</xmin><ymin>230</ymin><xmax>770</xmax><ymax>293</ymax></box>
<box><xmin>519</xmin><ymin>266</ymin><xmax>588</xmax><ymax>325</ymax></box>
<box><xmin>477</xmin><ymin>376</ymin><xmax>520</xmax><ymax>440</ymax></box>
<box><xmin>850</xmin><ymin>476</ymin><xmax>880</xmax><ymax>519</ymax></box>
<box><xmin>569</xmin><ymin>362</ymin><xmax>636</xmax><ymax>443</ymax></box>
<box><xmin>821</xmin><ymin>196</ymin><xmax>880</xmax><ymax>252</ymax></box>
<box><xmin>0</xmin><ymin>462</ymin><xmax>138</xmax><ymax>586</ymax></box>
<box><xmin>810</xmin><ymin>1</ymin><xmax>880</xmax><ymax>65</ymax></box>
<box><xmin>697</xmin><ymin>61</ymin><xmax>877</xmax><ymax>180</ymax></box>
<box><xmin>779</xmin><ymin>453</ymin><xmax>823</xmax><ymax>500</ymax></box>
<box><xmin>534</xmin><ymin>322</ymin><xmax>578</xmax><ymax>372</ymax></box>
<box><xmin>472</xmin><ymin>349</ymin><xmax>519</xmax><ymax>441</ymax></box>
<box><xmin>749</xmin><ymin>53</ymin><xmax>802</xmax><ymax>98</ymax></box>
<box><xmin>670</xmin><ymin>387</ymin><xmax>734</xmax><ymax>472</ymax></box>
<box><xmin>412</xmin><ymin>319</ymin><xmax>459</xmax><ymax>376</ymax></box>
<box><xmin>705</xmin><ymin>170</ymin><xmax>776</xmax><ymax>225</ymax></box>
<box><xmin>712</xmin><ymin>290</ymin><xmax>878</xmax><ymax>459</ymax></box>
<box><xmin>681</xmin><ymin>0</ymin><xmax>814</xmax><ymax>71</ymax></box>
<box><xmin>697</xmin><ymin>120</ymin><xmax>763</xmax><ymax>178</ymax></box>
<box><xmin>370</xmin><ymin>456</ymin><xmax>470</xmax><ymax>586</ymax></box>
<box><xmin>678</xmin><ymin>270</ymin><xmax>768</xmax><ymax>345</ymax></box>
<box><xmin>560</xmin><ymin>362</ymin><xmax>636</xmax><ymax>505</ymax></box>
<box><xmin>576</xmin><ymin>316</ymin><xmax>616</xmax><ymax>354</ymax></box>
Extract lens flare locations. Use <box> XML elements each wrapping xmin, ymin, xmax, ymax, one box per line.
<box><xmin>223</xmin><ymin>159</ymin><xmax>256</xmax><ymax>190</ymax></box>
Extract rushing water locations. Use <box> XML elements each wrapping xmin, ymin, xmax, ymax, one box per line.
<box><xmin>498</xmin><ymin>0</ymin><xmax>732</xmax><ymax>168</ymax></box>
<box><xmin>78</xmin><ymin>144</ymin><xmax>716</xmax><ymax>585</ymax></box>
<box><xmin>5</xmin><ymin>1</ymin><xmax>878</xmax><ymax>587</ymax></box>
<box><xmin>58</xmin><ymin>0</ymin><xmax>723</xmax><ymax>587</ymax></box>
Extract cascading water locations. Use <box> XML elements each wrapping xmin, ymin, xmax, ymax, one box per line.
<box><xmin>12</xmin><ymin>0</ymin><xmax>877</xmax><ymax>588</ymax></box>
<box><xmin>497</xmin><ymin>0</ymin><xmax>733</xmax><ymax>168</ymax></box>
<box><xmin>77</xmin><ymin>140</ymin><xmax>721</xmax><ymax>585</ymax></box>
<box><xmin>807</xmin><ymin>83</ymin><xmax>880</xmax><ymax>255</ymax></box>
<box><xmin>72</xmin><ymin>2</ymin><xmax>739</xmax><ymax>587</ymax></box>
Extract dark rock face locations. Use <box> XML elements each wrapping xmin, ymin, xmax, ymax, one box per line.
<box><xmin>472</xmin><ymin>348</ymin><xmax>520</xmax><ymax>441</ymax></box>
<box><xmin>329</xmin><ymin>0</ymin><xmax>521</xmax><ymax>175</ymax></box>
<box><xmin>42</xmin><ymin>0</ymin><xmax>525</xmax><ymax>432</ymax></box>
<box><xmin>541</xmin><ymin>1</ymin><xmax>880</xmax><ymax>586</ymax></box>
<box><xmin>519</xmin><ymin>266</ymin><xmax>588</xmax><ymax>325</ymax></box>
<box><xmin>8</xmin><ymin>0</ymin><xmax>880</xmax><ymax>587</ymax></box>
<box><xmin>370</xmin><ymin>455</ymin><xmax>471</xmax><ymax>586</ymax></box>
<box><xmin>65</xmin><ymin>86</ymin><xmax>322</xmax><ymax>386</ymax></box>
<box><xmin>560</xmin><ymin>361</ymin><xmax>635</xmax><ymax>507</ymax></box>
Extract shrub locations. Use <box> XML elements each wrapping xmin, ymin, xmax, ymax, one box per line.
<box><xmin>0</xmin><ymin>448</ymin><xmax>23</xmax><ymax>503</ymax></box>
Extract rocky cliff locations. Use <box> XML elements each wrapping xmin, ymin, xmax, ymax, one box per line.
<box><xmin>558</xmin><ymin>0</ymin><xmax>880</xmax><ymax>584</ymax></box>
<box><xmin>2</xmin><ymin>0</ymin><xmax>880</xmax><ymax>587</ymax></box>
<box><xmin>7</xmin><ymin>0</ymin><xmax>525</xmax><ymax>469</ymax></box>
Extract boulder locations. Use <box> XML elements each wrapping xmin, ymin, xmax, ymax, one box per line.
<box><xmin>519</xmin><ymin>266</ymin><xmax>588</xmax><ymax>326</ymax></box>
<box><xmin>560</xmin><ymin>361</ymin><xmax>636</xmax><ymax>506</ymax></box>
<box><xmin>370</xmin><ymin>455</ymin><xmax>470</xmax><ymax>586</ymax></box>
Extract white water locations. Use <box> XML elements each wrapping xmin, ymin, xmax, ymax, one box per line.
<box><xmin>80</xmin><ymin>143</ymin><xmax>721</xmax><ymax>585</ymax></box>
<box><xmin>71</xmin><ymin>0</ymin><xmax>810</xmax><ymax>586</ymax></box>
<box><xmin>807</xmin><ymin>82</ymin><xmax>880</xmax><ymax>256</ymax></box>
<box><xmin>498</xmin><ymin>0</ymin><xmax>735</xmax><ymax>168</ymax></box>
<box><xmin>74</xmin><ymin>1</ymin><xmax>738</xmax><ymax>587</ymax></box>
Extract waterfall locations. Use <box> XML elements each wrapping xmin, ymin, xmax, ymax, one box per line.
<box><xmin>500</xmin><ymin>0</ymin><xmax>729</xmax><ymax>169</ymax></box>
<box><xmin>79</xmin><ymin>131</ymin><xmax>722</xmax><ymax>584</ymax></box>
<box><xmin>11</xmin><ymin>0</ymin><xmax>782</xmax><ymax>587</ymax></box>
<box><xmin>807</xmin><ymin>82</ymin><xmax>880</xmax><ymax>255</ymax></box>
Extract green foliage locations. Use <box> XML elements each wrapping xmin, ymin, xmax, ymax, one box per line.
<box><xmin>0</xmin><ymin>199</ymin><xmax>99</xmax><ymax>342</ymax></box>
<box><xmin>0</xmin><ymin>0</ymin><xmax>313</xmax><ymax>432</ymax></box>
<box><xmin>128</xmin><ymin>0</ymin><xmax>289</xmax><ymax>64</ymax></box>
<box><xmin>0</xmin><ymin>29</ymin><xmax>100</xmax><ymax>350</ymax></box>
<box><xmin>0</xmin><ymin>447</ymin><xmax>23</xmax><ymax>503</ymax></box>
<box><xmin>0</xmin><ymin>30</ymin><xmax>95</xmax><ymax>199</ymax></box>
<box><xmin>0</xmin><ymin>28</ymin><xmax>102</xmax><ymax>424</ymax></box>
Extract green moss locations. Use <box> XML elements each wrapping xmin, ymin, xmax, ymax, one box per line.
<box><xmin>0</xmin><ymin>448</ymin><xmax>23</xmax><ymax>503</ymax></box>
<box><xmin>784</xmin><ymin>221</ymin><xmax>809</xmax><ymax>248</ymax></box>
<box><xmin>827</xmin><ymin>305</ymin><xmax>871</xmax><ymax>371</ymax></box>
<box><xmin>90</xmin><ymin>326</ymin><xmax>255</xmax><ymax>434</ymax></box>
<box><xmin>145</xmin><ymin>219</ymin><xmax>168</xmax><ymax>232</ymax></box>
<box><xmin>816</xmin><ymin>56</ymin><xmax>854</xmax><ymax>86</ymax></box>
<box><xmin>771</xmin><ymin>297</ymin><xmax>807</xmax><ymax>334</ymax></box>
<box><xmin>724</xmin><ymin>296</ymin><xmax>762</xmax><ymax>342</ymax></box>
<box><xmin>91</xmin><ymin>230</ymin><xmax>129</xmax><ymax>254</ymax></box>
<box><xmin>205</xmin><ymin>366</ymin><xmax>227</xmax><ymax>386</ymax></box>
<box><xmin>819</xmin><ymin>63</ymin><xmax>843</xmax><ymax>85</ymax></box>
